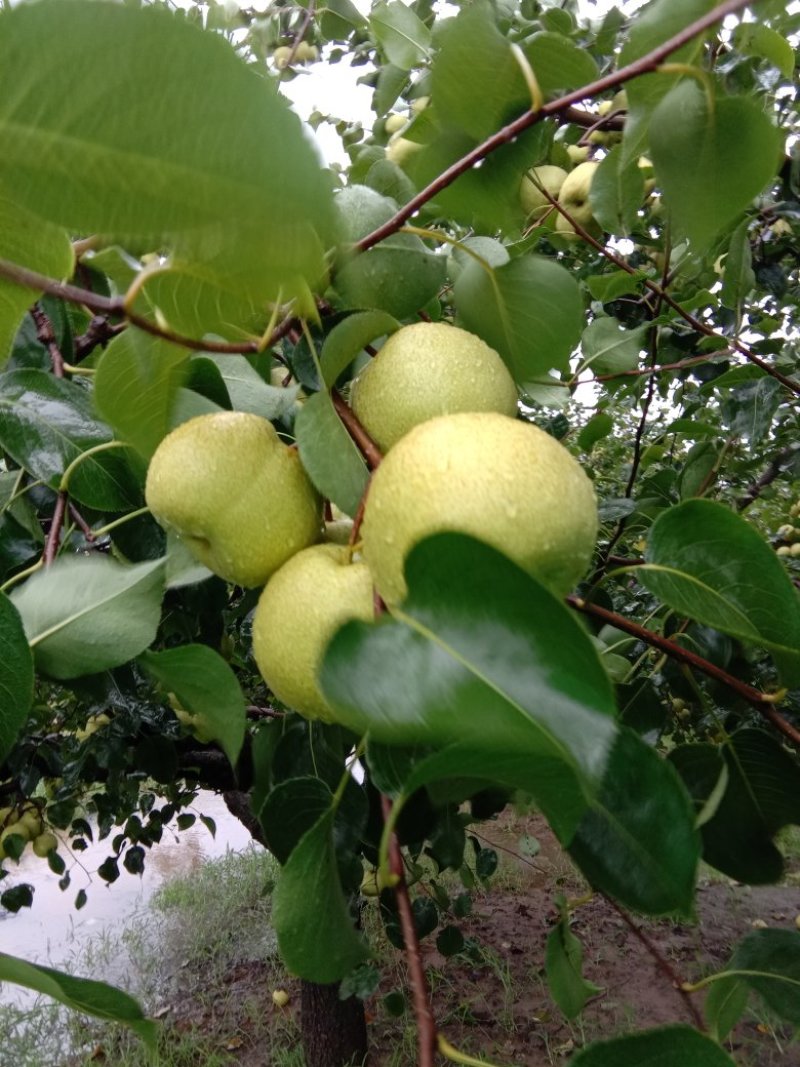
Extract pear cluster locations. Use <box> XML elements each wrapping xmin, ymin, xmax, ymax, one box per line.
<box><xmin>145</xmin><ymin>322</ymin><xmax>597</xmax><ymax>725</ymax></box>
<box><xmin>0</xmin><ymin>804</ymin><xmax>57</xmax><ymax>861</ymax></box>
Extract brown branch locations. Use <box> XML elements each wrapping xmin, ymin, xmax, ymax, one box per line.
<box><xmin>68</xmin><ymin>504</ymin><xmax>96</xmax><ymax>542</ymax></box>
<box><xmin>591</xmin><ymin>352</ymin><xmax>728</xmax><ymax>382</ymax></box>
<box><xmin>567</xmin><ymin>595</ymin><xmax>800</xmax><ymax>746</ymax></box>
<box><xmin>736</xmin><ymin>443</ymin><xmax>800</xmax><ymax>511</ymax></box>
<box><xmin>30</xmin><ymin>304</ymin><xmax>65</xmax><ymax>378</ymax></box>
<box><xmin>284</xmin><ymin>0</ymin><xmax>315</xmax><ymax>67</ymax></box>
<box><xmin>43</xmin><ymin>492</ymin><xmax>68</xmax><ymax>566</ymax></box>
<box><xmin>74</xmin><ymin>316</ymin><xmax>127</xmax><ymax>360</ymax></box>
<box><xmin>356</xmin><ymin>0</ymin><xmax>753</xmax><ymax>255</ymax></box>
<box><xmin>603</xmin><ymin>895</ymin><xmax>706</xmax><ymax>1031</ymax></box>
<box><xmin>245</xmin><ymin>704</ymin><xmax>286</xmax><ymax>720</ymax></box>
<box><xmin>381</xmin><ymin>794</ymin><xmax>437</xmax><ymax>1067</ymax></box>
<box><xmin>331</xmin><ymin>389</ymin><xmax>384</xmax><ymax>470</ymax></box>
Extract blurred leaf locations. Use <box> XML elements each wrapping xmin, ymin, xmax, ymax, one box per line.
<box><xmin>0</xmin><ymin>592</ymin><xmax>34</xmax><ymax>763</ymax></box>
<box><xmin>369</xmin><ymin>1</ymin><xmax>431</xmax><ymax>70</ymax></box>
<box><xmin>0</xmin><ymin>952</ymin><xmax>156</xmax><ymax>1049</ymax></box>
<box><xmin>720</xmin><ymin>218</ymin><xmax>755</xmax><ymax>312</ymax></box>
<box><xmin>94</xmin><ymin>331</ymin><xmax>189</xmax><ymax>459</ymax></box>
<box><xmin>0</xmin><ymin>196</ymin><xmax>74</xmax><ymax>365</ymax></box>
<box><xmin>569</xmin><ymin>1024</ymin><xmax>736</xmax><ymax>1066</ymax></box>
<box><xmin>716</xmin><ymin>929</ymin><xmax>800</xmax><ymax>1026</ymax></box>
<box><xmin>590</xmin><ymin>146</ymin><xmax>645</xmax><ymax>237</ymax></box>
<box><xmin>295</xmin><ymin>390</ymin><xmax>370</xmax><ymax>518</ymax></box>
<box><xmin>581</xmin><ymin>319</ymin><xmax>647</xmax><ymax>376</ymax></box>
<box><xmin>578</xmin><ymin>413</ymin><xmax>613</xmax><ymax>453</ymax></box>
<box><xmin>320</xmin><ymin>311</ymin><xmax>400</xmax><ymax>388</ymax></box>
<box><xmin>649</xmin><ymin>83</ymin><xmax>781</xmax><ymax>250</ymax></box>
<box><xmin>258</xmin><ymin>777</ymin><xmax>332</xmax><ymax>865</ymax></box>
<box><xmin>272</xmin><ymin>806</ymin><xmax>370</xmax><ymax>982</ymax></box>
<box><xmin>437</xmin><ymin>926</ymin><xmax>465</xmax><ymax>957</ymax></box>
<box><xmin>11</xmin><ymin>556</ymin><xmax>164</xmax><ymax>679</ymax></box>
<box><xmin>670</xmin><ymin>729</ymin><xmax>800</xmax><ymax>884</ymax></box>
<box><xmin>0</xmin><ymin>370</ymin><xmax>142</xmax><ymax>509</ymax></box>
<box><xmin>546</xmin><ymin>917</ymin><xmax>601</xmax><ymax>1019</ymax></box>
<box><xmin>640</xmin><ymin>500</ymin><xmax>800</xmax><ymax>684</ymax></box>
<box><xmin>453</xmin><ymin>254</ymin><xmax>583</xmax><ymax>385</ymax></box>
<box><xmin>704</xmin><ymin>972</ymin><xmax>749</xmax><ymax>1042</ymax></box>
<box><xmin>524</xmin><ymin>32</ymin><xmax>599</xmax><ymax>95</ymax></box>
<box><xmin>734</xmin><ymin>23</ymin><xmax>795</xmax><ymax>77</ymax></box>
<box><xmin>719</xmin><ymin>377</ymin><xmax>781</xmax><ymax>444</ymax></box>
<box><xmin>139</xmin><ymin>644</ymin><xmax>246</xmax><ymax>767</ymax></box>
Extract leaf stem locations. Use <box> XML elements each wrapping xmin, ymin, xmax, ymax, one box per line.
<box><xmin>89</xmin><ymin>506</ymin><xmax>151</xmax><ymax>539</ymax></box>
<box><xmin>58</xmin><ymin>441</ymin><xmax>130</xmax><ymax>494</ymax></box>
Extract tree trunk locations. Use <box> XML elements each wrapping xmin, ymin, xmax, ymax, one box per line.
<box><xmin>223</xmin><ymin>789</ymin><xmax>369</xmax><ymax>1067</ymax></box>
<box><xmin>301</xmin><ymin>977</ymin><xmax>369</xmax><ymax>1067</ymax></box>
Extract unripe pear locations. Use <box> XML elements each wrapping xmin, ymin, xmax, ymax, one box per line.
<box><xmin>272</xmin><ymin>46</ymin><xmax>292</xmax><ymax>69</ymax></box>
<box><xmin>252</xmin><ymin>544</ymin><xmax>374</xmax><ymax>722</ymax></box>
<box><xmin>384</xmin><ymin>113</ymin><xmax>408</xmax><ymax>135</ymax></box>
<box><xmin>556</xmin><ymin>161</ymin><xmax>601</xmax><ymax>239</ymax></box>
<box><xmin>361</xmin><ymin>412</ymin><xmax>598</xmax><ymax>605</ymax></box>
<box><xmin>350</xmin><ymin>322</ymin><xmax>518</xmax><ymax>453</ymax></box>
<box><xmin>519</xmin><ymin>165</ymin><xmax>568</xmax><ymax>221</ymax></box>
<box><xmin>386</xmin><ymin>135</ymin><xmax>422</xmax><ymax>169</ymax></box>
<box><xmin>32</xmin><ymin>832</ymin><xmax>58</xmax><ymax>858</ymax></box>
<box><xmin>294</xmin><ymin>41</ymin><xmax>318</xmax><ymax>63</ymax></box>
<box><xmin>146</xmin><ymin>412</ymin><xmax>322</xmax><ymax>588</ymax></box>
<box><xmin>566</xmin><ymin>144</ymin><xmax>590</xmax><ymax>166</ymax></box>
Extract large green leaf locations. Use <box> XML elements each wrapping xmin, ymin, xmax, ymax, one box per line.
<box><xmin>431</xmin><ymin>2</ymin><xmax>527</xmax><ymax>142</ymax></box>
<box><xmin>0</xmin><ymin>370</ymin><xmax>142</xmax><ymax>510</ymax></box>
<box><xmin>453</xmin><ymin>253</ymin><xmax>583</xmax><ymax>386</ymax></box>
<box><xmin>139</xmin><ymin>645</ymin><xmax>246</xmax><ymax>767</ymax></box>
<box><xmin>369</xmin><ymin>1</ymin><xmax>431</xmax><ymax>70</ymax></box>
<box><xmin>649</xmin><ymin>83</ymin><xmax>781</xmax><ymax>250</ymax></box>
<box><xmin>10</xmin><ymin>556</ymin><xmax>165</xmax><ymax>679</ymax></box>
<box><xmin>0</xmin><ymin>592</ymin><xmax>34</xmax><ymax>763</ymax></box>
<box><xmin>709</xmin><ymin>929</ymin><xmax>800</xmax><ymax>1028</ymax></box>
<box><xmin>258</xmin><ymin>777</ymin><xmax>333</xmax><ymax>865</ymax></box>
<box><xmin>569</xmin><ymin>729</ymin><xmax>699</xmax><ymax>916</ymax></box>
<box><xmin>523</xmin><ymin>32</ymin><xmax>599</xmax><ymax>96</ymax></box>
<box><xmin>320</xmin><ymin>311</ymin><xmax>400</xmax><ymax>388</ymax></box>
<box><xmin>202</xmin><ymin>354</ymin><xmax>299</xmax><ymax>421</ymax></box>
<box><xmin>272</xmin><ymin>805</ymin><xmax>370</xmax><ymax>982</ymax></box>
<box><xmin>0</xmin><ymin>952</ymin><xmax>156</xmax><ymax>1049</ymax></box>
<box><xmin>94</xmin><ymin>330</ymin><xmax>189</xmax><ymax>459</ymax></box>
<box><xmin>580</xmin><ymin>319</ymin><xmax>647</xmax><ymax>376</ymax></box>
<box><xmin>670</xmin><ymin>729</ymin><xmax>800</xmax><ymax>884</ymax></box>
<box><xmin>568</xmin><ymin>1024</ymin><xmax>736</xmax><ymax>1066</ymax></box>
<box><xmin>322</xmin><ymin>534</ymin><xmax>617</xmax><ymax>842</ymax></box>
<box><xmin>639</xmin><ymin>500</ymin><xmax>800</xmax><ymax>684</ymax></box>
<box><xmin>0</xmin><ymin>195</ymin><xmax>74</xmax><ymax>365</ymax></box>
<box><xmin>295</xmin><ymin>390</ymin><xmax>370</xmax><ymax>518</ymax></box>
<box><xmin>0</xmin><ymin>1</ymin><xmax>337</xmax><ymax>321</ymax></box>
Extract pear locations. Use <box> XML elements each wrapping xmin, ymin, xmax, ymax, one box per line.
<box><xmin>361</xmin><ymin>412</ymin><xmax>597</xmax><ymax>606</ymax></box>
<box><xmin>566</xmin><ymin>144</ymin><xmax>590</xmax><ymax>166</ymax></box>
<box><xmin>146</xmin><ymin>412</ymin><xmax>321</xmax><ymax>588</ymax></box>
<box><xmin>252</xmin><ymin>544</ymin><xmax>374</xmax><ymax>722</ymax></box>
<box><xmin>519</xmin><ymin>165</ymin><xmax>568</xmax><ymax>222</ymax></box>
<box><xmin>350</xmin><ymin>322</ymin><xmax>518</xmax><ymax>453</ymax></box>
<box><xmin>556</xmin><ymin>161</ymin><xmax>601</xmax><ymax>239</ymax></box>
<box><xmin>386</xmin><ymin>135</ymin><xmax>422</xmax><ymax>169</ymax></box>
<box><xmin>384</xmin><ymin>113</ymin><xmax>408</xmax><ymax>135</ymax></box>
<box><xmin>32</xmin><ymin>831</ymin><xmax>58</xmax><ymax>858</ymax></box>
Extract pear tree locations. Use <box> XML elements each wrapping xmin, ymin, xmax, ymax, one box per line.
<box><xmin>0</xmin><ymin>1</ymin><xmax>799</xmax><ymax>1066</ymax></box>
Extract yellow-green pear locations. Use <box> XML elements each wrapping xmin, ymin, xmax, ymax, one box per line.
<box><xmin>566</xmin><ymin>144</ymin><xmax>590</xmax><ymax>166</ymax></box>
<box><xmin>252</xmin><ymin>544</ymin><xmax>374</xmax><ymax>723</ymax></box>
<box><xmin>519</xmin><ymin>165</ymin><xmax>568</xmax><ymax>221</ymax></box>
<box><xmin>361</xmin><ymin>412</ymin><xmax>598</xmax><ymax>605</ymax></box>
<box><xmin>146</xmin><ymin>412</ymin><xmax>321</xmax><ymax>588</ymax></box>
<box><xmin>294</xmin><ymin>41</ymin><xmax>318</xmax><ymax>63</ymax></box>
<box><xmin>386</xmin><ymin>135</ymin><xmax>422</xmax><ymax>169</ymax></box>
<box><xmin>556</xmin><ymin>161</ymin><xmax>601</xmax><ymax>239</ymax></box>
<box><xmin>32</xmin><ymin>832</ymin><xmax>58</xmax><ymax>858</ymax></box>
<box><xmin>272</xmin><ymin>45</ymin><xmax>292</xmax><ymax>69</ymax></box>
<box><xmin>384</xmin><ymin>113</ymin><xmax>408</xmax><ymax>135</ymax></box>
<box><xmin>350</xmin><ymin>322</ymin><xmax>518</xmax><ymax>453</ymax></box>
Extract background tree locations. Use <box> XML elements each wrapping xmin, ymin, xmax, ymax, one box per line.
<box><xmin>0</xmin><ymin>0</ymin><xmax>799</xmax><ymax>1065</ymax></box>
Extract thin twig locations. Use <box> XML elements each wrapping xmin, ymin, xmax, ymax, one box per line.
<box><xmin>30</xmin><ymin>304</ymin><xmax>65</xmax><ymax>378</ymax></box>
<box><xmin>43</xmin><ymin>492</ymin><xmax>68</xmax><ymax>566</ymax></box>
<box><xmin>736</xmin><ymin>443</ymin><xmax>800</xmax><ymax>511</ymax></box>
<box><xmin>331</xmin><ymin>389</ymin><xmax>384</xmax><ymax>470</ymax></box>
<box><xmin>68</xmin><ymin>504</ymin><xmax>96</xmax><ymax>542</ymax></box>
<box><xmin>356</xmin><ymin>0</ymin><xmax>754</xmax><ymax>255</ymax></box>
<box><xmin>567</xmin><ymin>595</ymin><xmax>800</xmax><ymax>746</ymax></box>
<box><xmin>381</xmin><ymin>795</ymin><xmax>437</xmax><ymax>1067</ymax></box>
<box><xmin>603</xmin><ymin>895</ymin><xmax>706</xmax><ymax>1031</ymax></box>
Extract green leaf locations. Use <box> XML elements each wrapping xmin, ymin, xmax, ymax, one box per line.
<box><xmin>589</xmin><ymin>146</ymin><xmax>645</xmax><ymax>237</ymax></box>
<box><xmin>373</xmin><ymin>64</ymin><xmax>409</xmax><ymax>117</ymax></box>
<box><xmin>580</xmin><ymin>319</ymin><xmax>647</xmax><ymax>376</ymax></box>
<box><xmin>734</xmin><ymin>23</ymin><xmax>795</xmax><ymax>78</ymax></box>
<box><xmin>720</xmin><ymin>218</ymin><xmax>755</xmax><ymax>312</ymax></box>
<box><xmin>369</xmin><ymin>1</ymin><xmax>431</xmax><ymax>70</ymax></box>
<box><xmin>640</xmin><ymin>500</ymin><xmax>800</xmax><ymax>684</ymax></box>
<box><xmin>94</xmin><ymin>330</ymin><xmax>189</xmax><ymax>459</ymax></box>
<box><xmin>545</xmin><ymin>917</ymin><xmax>601</xmax><ymax>1019</ymax></box>
<box><xmin>431</xmin><ymin>3</ymin><xmax>527</xmax><ymax>142</ymax></box>
<box><xmin>320</xmin><ymin>311</ymin><xmax>400</xmax><ymax>388</ymax></box>
<box><xmin>719</xmin><ymin>376</ymin><xmax>781</xmax><ymax>445</ymax></box>
<box><xmin>453</xmin><ymin>254</ymin><xmax>583</xmax><ymax>386</ymax></box>
<box><xmin>649</xmin><ymin>83</ymin><xmax>781</xmax><ymax>250</ymax></box>
<box><xmin>139</xmin><ymin>645</ymin><xmax>246</xmax><ymax>767</ymax></box>
<box><xmin>569</xmin><ymin>1024</ymin><xmax>736</xmax><ymax>1066</ymax></box>
<box><xmin>0</xmin><ymin>370</ymin><xmax>142</xmax><ymax>510</ymax></box>
<box><xmin>294</xmin><ymin>390</ymin><xmax>370</xmax><ymax>518</ymax></box>
<box><xmin>578</xmin><ymin>413</ymin><xmax>613</xmax><ymax>453</ymax></box>
<box><xmin>0</xmin><ymin>592</ymin><xmax>34</xmax><ymax>763</ymax></box>
<box><xmin>0</xmin><ymin>196</ymin><xmax>74</xmax><ymax>365</ymax></box>
<box><xmin>258</xmin><ymin>777</ymin><xmax>333</xmax><ymax>864</ymax></box>
<box><xmin>670</xmin><ymin>729</ymin><xmax>800</xmax><ymax>884</ymax></box>
<box><xmin>201</xmin><ymin>354</ymin><xmax>298</xmax><ymax>421</ymax></box>
<box><xmin>334</xmin><ymin>239</ymin><xmax>445</xmax><ymax>320</ymax></box>
<box><xmin>523</xmin><ymin>32</ymin><xmax>599</xmax><ymax>96</ymax></box>
<box><xmin>272</xmin><ymin>806</ymin><xmax>370</xmax><ymax>982</ymax></box>
<box><xmin>569</xmin><ymin>729</ymin><xmax>699</xmax><ymax>916</ymax></box>
<box><xmin>717</xmin><ymin>928</ymin><xmax>800</xmax><ymax>1026</ymax></box>
<box><xmin>0</xmin><ymin>952</ymin><xmax>156</xmax><ymax>1049</ymax></box>
<box><xmin>0</xmin><ymin>1</ymin><xmax>337</xmax><ymax>315</ymax></box>
<box><xmin>322</xmin><ymin>533</ymin><xmax>617</xmax><ymax>843</ymax></box>
<box><xmin>10</xmin><ymin>556</ymin><xmax>165</xmax><ymax>680</ymax></box>
<box><xmin>320</xmin><ymin>0</ymin><xmax>366</xmax><ymax>40</ymax></box>
<box><xmin>585</xmin><ymin>272</ymin><xmax>645</xmax><ymax>303</ymax></box>
<box><xmin>704</xmin><ymin>970</ymin><xmax>749</xmax><ymax>1042</ymax></box>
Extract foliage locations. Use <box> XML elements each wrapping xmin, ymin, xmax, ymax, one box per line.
<box><xmin>0</xmin><ymin>0</ymin><xmax>799</xmax><ymax>1063</ymax></box>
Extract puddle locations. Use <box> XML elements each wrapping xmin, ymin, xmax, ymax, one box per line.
<box><xmin>0</xmin><ymin>791</ymin><xmax>259</xmax><ymax>1008</ymax></box>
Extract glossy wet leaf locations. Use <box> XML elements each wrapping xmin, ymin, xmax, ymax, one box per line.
<box><xmin>139</xmin><ymin>644</ymin><xmax>246</xmax><ymax>767</ymax></box>
<box><xmin>640</xmin><ymin>500</ymin><xmax>800</xmax><ymax>684</ymax></box>
<box><xmin>0</xmin><ymin>592</ymin><xmax>34</xmax><ymax>763</ymax></box>
<box><xmin>295</xmin><ymin>390</ymin><xmax>370</xmax><ymax>518</ymax></box>
<box><xmin>0</xmin><ymin>952</ymin><xmax>157</xmax><ymax>1049</ymax></box>
<box><xmin>11</xmin><ymin>556</ymin><xmax>165</xmax><ymax>679</ymax></box>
